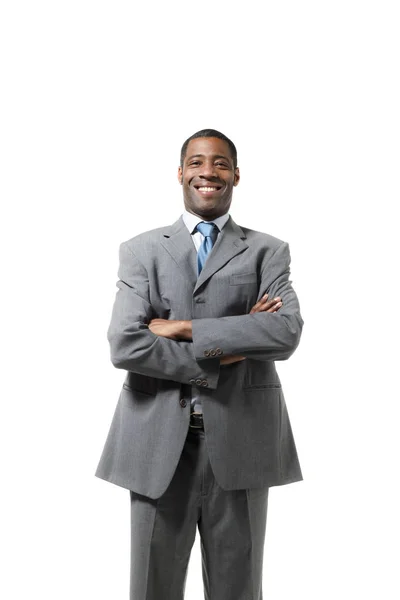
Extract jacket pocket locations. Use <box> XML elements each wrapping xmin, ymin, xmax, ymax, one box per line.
<box><xmin>243</xmin><ymin>383</ymin><xmax>282</xmax><ymax>390</ymax></box>
<box><xmin>229</xmin><ymin>272</ymin><xmax>258</xmax><ymax>285</ymax></box>
<box><xmin>122</xmin><ymin>383</ymin><xmax>154</xmax><ymax>397</ymax></box>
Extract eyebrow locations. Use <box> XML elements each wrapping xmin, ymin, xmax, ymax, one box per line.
<box><xmin>186</xmin><ymin>154</ymin><xmax>231</xmax><ymax>162</ymax></box>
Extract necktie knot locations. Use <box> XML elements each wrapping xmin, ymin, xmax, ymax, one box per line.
<box><xmin>196</xmin><ymin>221</ymin><xmax>218</xmax><ymax>240</ymax></box>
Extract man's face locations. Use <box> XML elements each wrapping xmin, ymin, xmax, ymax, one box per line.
<box><xmin>177</xmin><ymin>137</ymin><xmax>240</xmax><ymax>220</ymax></box>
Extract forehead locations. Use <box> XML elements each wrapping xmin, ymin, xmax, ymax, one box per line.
<box><xmin>185</xmin><ymin>137</ymin><xmax>233</xmax><ymax>162</ymax></box>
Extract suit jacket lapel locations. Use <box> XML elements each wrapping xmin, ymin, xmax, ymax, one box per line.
<box><xmin>160</xmin><ymin>214</ymin><xmax>249</xmax><ymax>294</ymax></box>
<box><xmin>193</xmin><ymin>215</ymin><xmax>249</xmax><ymax>293</ymax></box>
<box><xmin>160</xmin><ymin>216</ymin><xmax>198</xmax><ymax>288</ymax></box>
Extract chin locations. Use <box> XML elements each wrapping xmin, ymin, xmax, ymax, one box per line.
<box><xmin>196</xmin><ymin>197</ymin><xmax>217</xmax><ymax>208</ymax></box>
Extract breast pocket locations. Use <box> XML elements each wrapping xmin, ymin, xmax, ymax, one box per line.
<box><xmin>229</xmin><ymin>272</ymin><xmax>258</xmax><ymax>286</ymax></box>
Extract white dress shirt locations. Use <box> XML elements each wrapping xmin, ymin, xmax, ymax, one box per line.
<box><xmin>181</xmin><ymin>208</ymin><xmax>230</xmax><ymax>414</ymax></box>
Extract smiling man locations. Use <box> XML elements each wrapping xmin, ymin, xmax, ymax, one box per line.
<box><xmin>180</xmin><ymin>134</ymin><xmax>239</xmax><ymax>215</ymax></box>
<box><xmin>95</xmin><ymin>128</ymin><xmax>304</xmax><ymax>600</ymax></box>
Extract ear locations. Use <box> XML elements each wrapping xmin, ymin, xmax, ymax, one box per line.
<box><xmin>177</xmin><ymin>166</ymin><xmax>183</xmax><ymax>185</ymax></box>
<box><xmin>233</xmin><ymin>167</ymin><xmax>240</xmax><ymax>186</ymax></box>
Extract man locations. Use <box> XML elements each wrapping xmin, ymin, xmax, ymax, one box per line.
<box><xmin>95</xmin><ymin>128</ymin><xmax>304</xmax><ymax>600</ymax></box>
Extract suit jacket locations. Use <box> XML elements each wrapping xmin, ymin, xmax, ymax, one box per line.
<box><xmin>95</xmin><ymin>214</ymin><xmax>304</xmax><ymax>499</ymax></box>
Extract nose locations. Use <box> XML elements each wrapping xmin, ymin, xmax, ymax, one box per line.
<box><xmin>199</xmin><ymin>160</ymin><xmax>218</xmax><ymax>180</ymax></box>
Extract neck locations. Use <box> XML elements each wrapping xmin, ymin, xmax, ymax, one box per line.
<box><xmin>185</xmin><ymin>207</ymin><xmax>227</xmax><ymax>221</ymax></box>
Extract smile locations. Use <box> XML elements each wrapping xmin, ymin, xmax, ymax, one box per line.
<box><xmin>194</xmin><ymin>186</ymin><xmax>222</xmax><ymax>194</ymax></box>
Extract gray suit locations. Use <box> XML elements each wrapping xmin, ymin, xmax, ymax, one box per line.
<box><xmin>95</xmin><ymin>214</ymin><xmax>304</xmax><ymax>500</ymax></box>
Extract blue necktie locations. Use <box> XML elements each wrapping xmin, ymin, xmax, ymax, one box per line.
<box><xmin>196</xmin><ymin>221</ymin><xmax>219</xmax><ymax>275</ymax></box>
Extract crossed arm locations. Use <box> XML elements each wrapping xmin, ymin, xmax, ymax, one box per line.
<box><xmin>107</xmin><ymin>241</ymin><xmax>303</xmax><ymax>389</ymax></box>
<box><xmin>148</xmin><ymin>293</ymin><xmax>282</xmax><ymax>365</ymax></box>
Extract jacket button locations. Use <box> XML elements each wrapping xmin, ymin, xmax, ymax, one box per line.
<box><xmin>216</xmin><ymin>348</ymin><xmax>223</xmax><ymax>355</ymax></box>
<box><xmin>201</xmin><ymin>380</ymin><xmax>208</xmax><ymax>387</ymax></box>
<box><xmin>189</xmin><ymin>378</ymin><xmax>196</xmax><ymax>384</ymax></box>
<box><xmin>195</xmin><ymin>378</ymin><xmax>202</xmax><ymax>385</ymax></box>
<box><xmin>210</xmin><ymin>349</ymin><xmax>217</xmax><ymax>356</ymax></box>
<box><xmin>204</xmin><ymin>350</ymin><xmax>210</xmax><ymax>357</ymax></box>
<box><xmin>180</xmin><ymin>398</ymin><xmax>187</xmax><ymax>407</ymax></box>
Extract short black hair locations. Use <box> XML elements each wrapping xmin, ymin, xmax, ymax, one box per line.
<box><xmin>180</xmin><ymin>129</ymin><xmax>237</xmax><ymax>169</ymax></box>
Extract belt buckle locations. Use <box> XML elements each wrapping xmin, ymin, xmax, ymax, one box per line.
<box><xmin>190</xmin><ymin>411</ymin><xmax>203</xmax><ymax>429</ymax></box>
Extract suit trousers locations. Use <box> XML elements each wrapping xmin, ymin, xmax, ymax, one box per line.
<box><xmin>129</xmin><ymin>425</ymin><xmax>270</xmax><ymax>600</ymax></box>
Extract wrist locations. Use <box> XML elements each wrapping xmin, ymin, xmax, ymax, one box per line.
<box><xmin>179</xmin><ymin>320</ymin><xmax>192</xmax><ymax>340</ymax></box>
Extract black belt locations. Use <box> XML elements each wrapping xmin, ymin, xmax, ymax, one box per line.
<box><xmin>189</xmin><ymin>411</ymin><xmax>204</xmax><ymax>430</ymax></box>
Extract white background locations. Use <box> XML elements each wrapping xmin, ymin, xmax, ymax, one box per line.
<box><xmin>1</xmin><ymin>1</ymin><xmax>399</xmax><ymax>598</ymax></box>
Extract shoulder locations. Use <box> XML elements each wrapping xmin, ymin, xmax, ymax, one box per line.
<box><xmin>237</xmin><ymin>223</ymin><xmax>286</xmax><ymax>253</ymax></box>
<box><xmin>234</xmin><ymin>222</ymin><xmax>292</xmax><ymax>269</ymax></box>
<box><xmin>119</xmin><ymin>224</ymin><xmax>170</xmax><ymax>256</ymax></box>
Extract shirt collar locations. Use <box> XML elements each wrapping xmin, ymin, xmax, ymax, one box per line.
<box><xmin>182</xmin><ymin>207</ymin><xmax>230</xmax><ymax>235</ymax></box>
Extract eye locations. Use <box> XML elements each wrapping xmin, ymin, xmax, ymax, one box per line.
<box><xmin>189</xmin><ymin>161</ymin><xmax>200</xmax><ymax>166</ymax></box>
<box><xmin>216</xmin><ymin>162</ymin><xmax>228</xmax><ymax>168</ymax></box>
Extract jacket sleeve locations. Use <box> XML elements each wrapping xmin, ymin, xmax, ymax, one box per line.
<box><xmin>107</xmin><ymin>242</ymin><xmax>221</xmax><ymax>389</ymax></box>
<box><xmin>191</xmin><ymin>241</ymin><xmax>304</xmax><ymax>362</ymax></box>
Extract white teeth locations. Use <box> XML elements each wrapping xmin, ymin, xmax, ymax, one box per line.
<box><xmin>198</xmin><ymin>187</ymin><xmax>219</xmax><ymax>192</ymax></box>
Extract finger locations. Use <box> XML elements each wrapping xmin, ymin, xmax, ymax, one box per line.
<box><xmin>250</xmin><ymin>293</ymin><xmax>280</xmax><ymax>313</ymax></box>
<box><xmin>265</xmin><ymin>297</ymin><xmax>281</xmax><ymax>308</ymax></box>
<box><xmin>252</xmin><ymin>297</ymin><xmax>282</xmax><ymax>313</ymax></box>
<box><xmin>265</xmin><ymin>298</ymin><xmax>282</xmax><ymax>312</ymax></box>
<box><xmin>249</xmin><ymin>294</ymin><xmax>269</xmax><ymax>313</ymax></box>
<box><xmin>266</xmin><ymin>301</ymin><xmax>282</xmax><ymax>313</ymax></box>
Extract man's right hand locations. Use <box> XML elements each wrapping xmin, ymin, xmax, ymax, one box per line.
<box><xmin>220</xmin><ymin>294</ymin><xmax>283</xmax><ymax>364</ymax></box>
